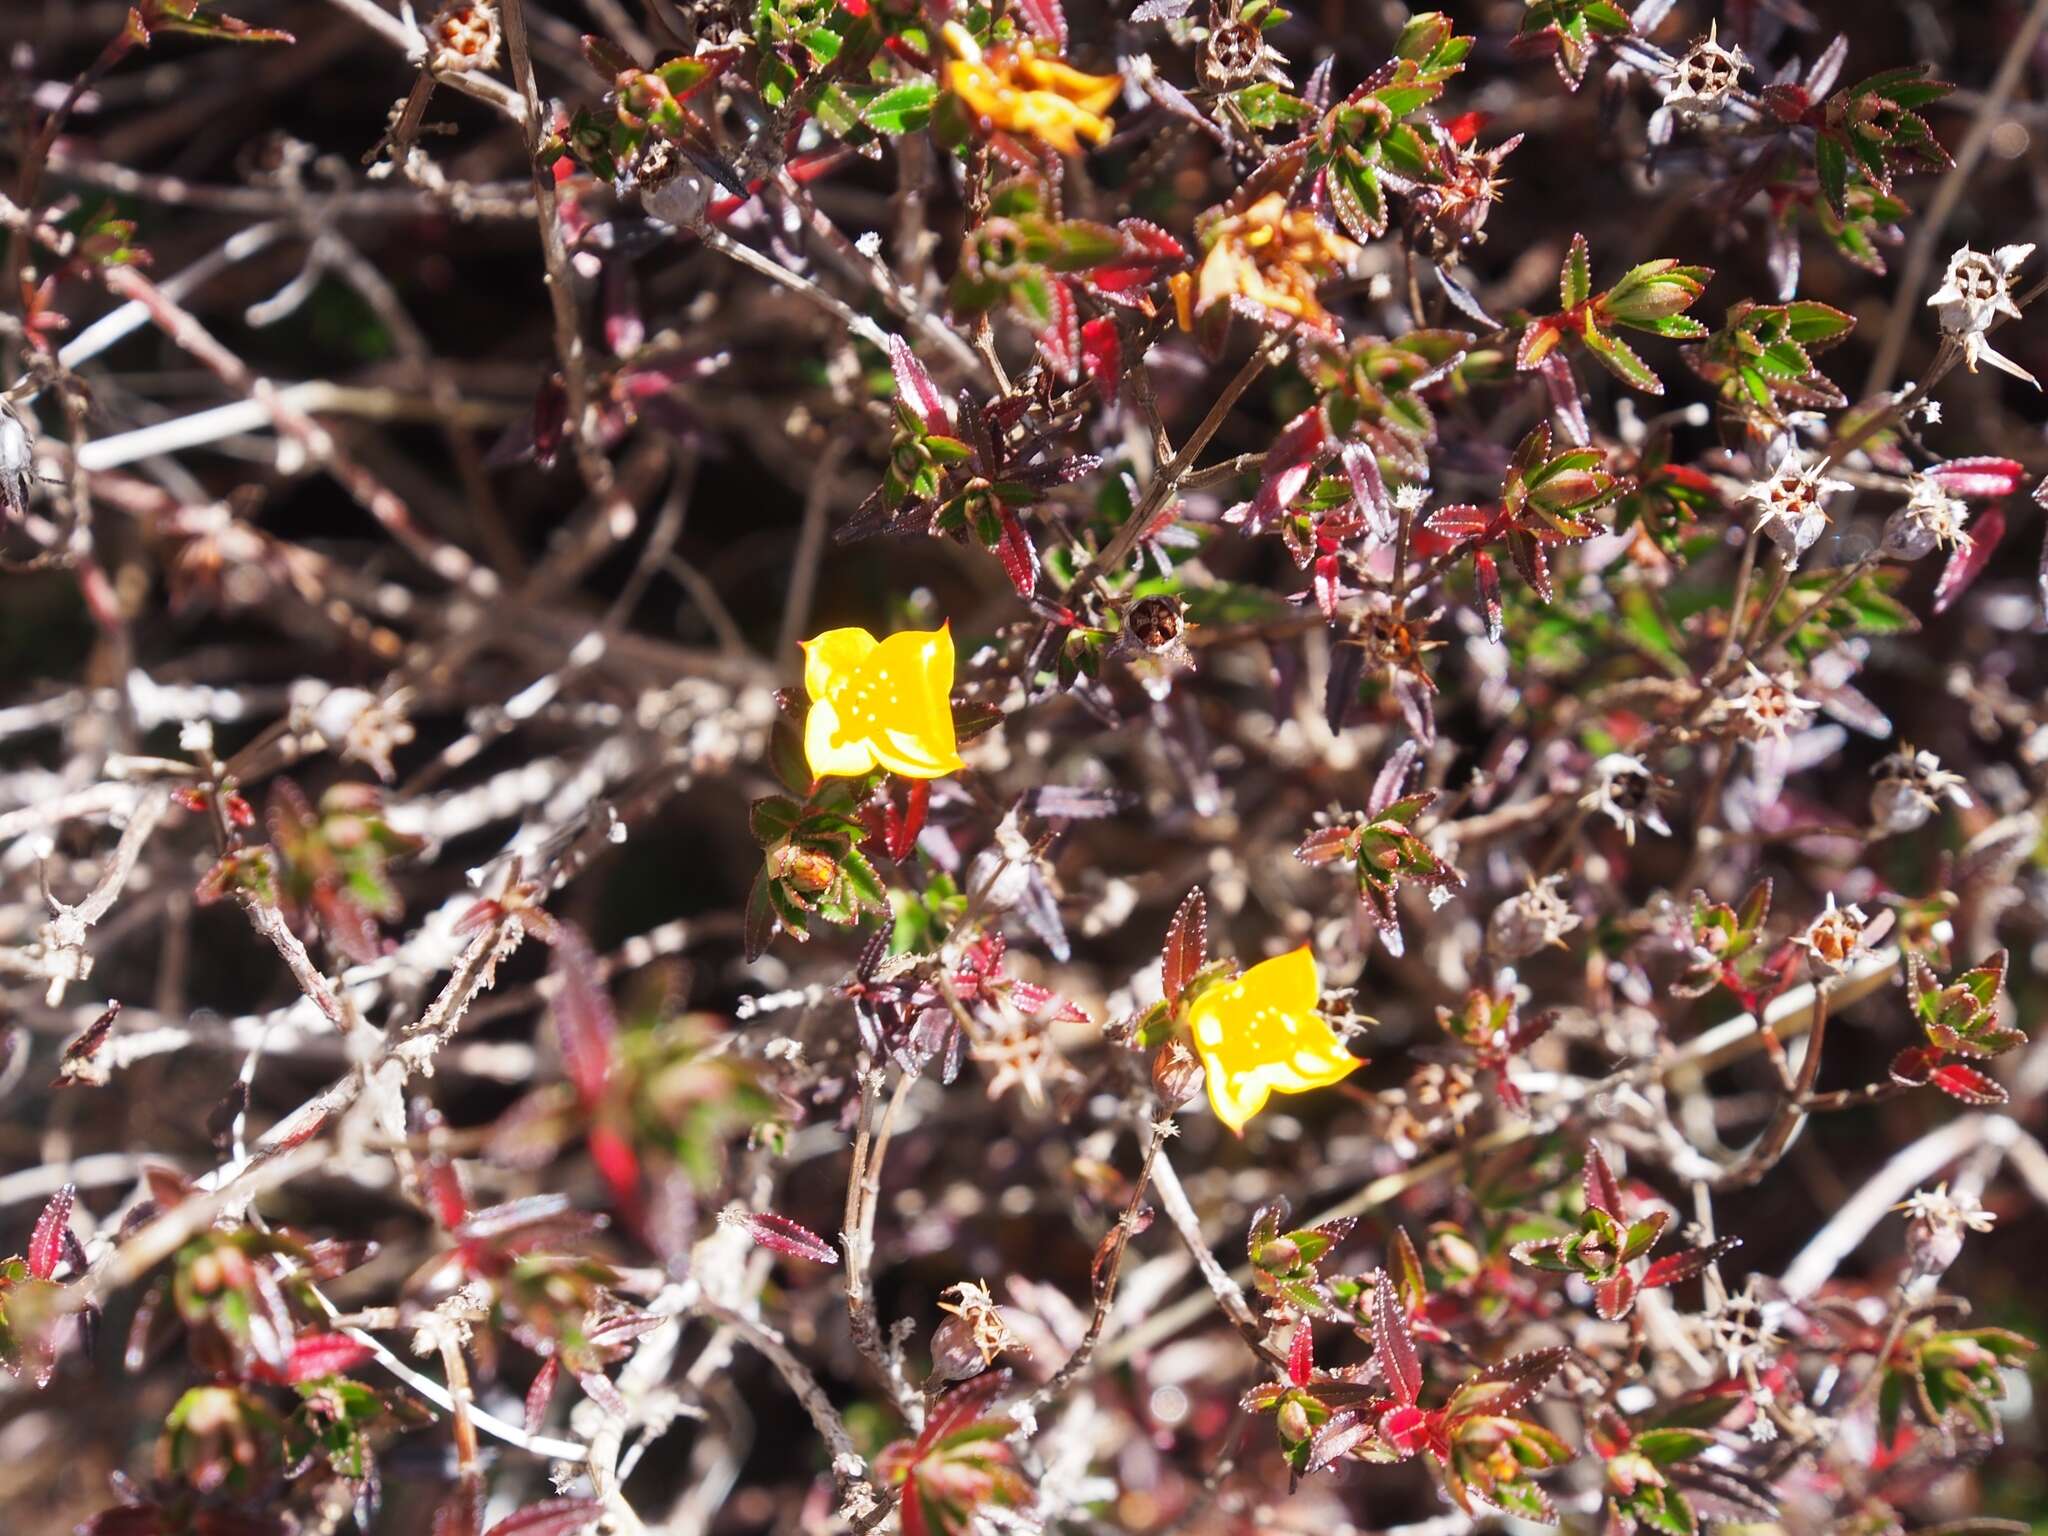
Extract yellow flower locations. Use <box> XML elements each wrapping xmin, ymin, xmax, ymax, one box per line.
<box><xmin>1190</xmin><ymin>192</ymin><xmax>1359</xmax><ymax>334</ymax></box>
<box><xmin>801</xmin><ymin>624</ymin><xmax>966</xmax><ymax>781</ymax></box>
<box><xmin>1188</xmin><ymin>946</ymin><xmax>1360</xmax><ymax>1134</ymax></box>
<box><xmin>943</xmin><ymin>22</ymin><xmax>1121</xmax><ymax>157</ymax></box>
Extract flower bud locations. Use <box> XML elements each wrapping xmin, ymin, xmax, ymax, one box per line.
<box><xmin>1276</xmin><ymin>1397</ymin><xmax>1312</xmax><ymax>1443</ymax></box>
<box><xmin>1151</xmin><ymin>1040</ymin><xmax>1204</xmax><ymax>1110</ymax></box>
<box><xmin>928</xmin><ymin>1314</ymin><xmax>991</xmax><ymax>1384</ymax></box>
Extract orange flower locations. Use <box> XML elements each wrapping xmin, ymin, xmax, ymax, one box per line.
<box><xmin>1188</xmin><ymin>192</ymin><xmax>1359</xmax><ymax>334</ymax></box>
<box><xmin>1188</xmin><ymin>946</ymin><xmax>1360</xmax><ymax>1133</ymax></box>
<box><xmin>943</xmin><ymin>22</ymin><xmax>1121</xmax><ymax>157</ymax></box>
<box><xmin>800</xmin><ymin>624</ymin><xmax>965</xmax><ymax>781</ymax></box>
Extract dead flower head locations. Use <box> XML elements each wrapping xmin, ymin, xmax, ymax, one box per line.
<box><xmin>932</xmin><ymin>1279</ymin><xmax>1027</xmax><ymax>1380</ymax></box>
<box><xmin>1578</xmin><ymin>753</ymin><xmax>1672</xmax><ymax>844</ymax></box>
<box><xmin>1712</xmin><ymin>664</ymin><xmax>1820</xmax><ymax>747</ymax></box>
<box><xmin>1927</xmin><ymin>244</ymin><xmax>2038</xmax><ymax>388</ymax></box>
<box><xmin>1792</xmin><ymin>892</ymin><xmax>1892</xmax><ymax>975</ymax></box>
<box><xmin>1870</xmin><ymin>745</ymin><xmax>1971</xmax><ymax>833</ymax></box>
<box><xmin>428</xmin><ymin>1</ymin><xmax>501</xmax><ymax>73</ymax></box>
<box><xmin>1662</xmin><ymin>22</ymin><xmax>1748</xmax><ymax>115</ymax></box>
<box><xmin>1186</xmin><ymin>191</ymin><xmax>1360</xmax><ymax>335</ymax></box>
<box><xmin>1743</xmin><ymin>450</ymin><xmax>1850</xmax><ymax>562</ymax></box>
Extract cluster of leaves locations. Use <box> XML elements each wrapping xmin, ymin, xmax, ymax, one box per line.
<box><xmin>1889</xmin><ymin>949</ymin><xmax>2028</xmax><ymax>1106</ymax></box>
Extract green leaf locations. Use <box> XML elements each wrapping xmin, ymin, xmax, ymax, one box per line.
<box><xmin>1815</xmin><ymin>134</ymin><xmax>1850</xmax><ymax>218</ymax></box>
<box><xmin>1635</xmin><ymin>1427</ymin><xmax>1713</xmax><ymax>1464</ymax></box>
<box><xmin>1583</xmin><ymin>325</ymin><xmax>1663</xmax><ymax>394</ymax></box>
<box><xmin>1234</xmin><ymin>83</ymin><xmax>1313</xmax><ymax>129</ymax></box>
<box><xmin>863</xmin><ymin>80</ymin><xmax>937</xmax><ymax>135</ymax></box>
<box><xmin>1561</xmin><ymin>233</ymin><xmax>1591</xmax><ymax>311</ymax></box>
<box><xmin>1329</xmin><ymin>155</ymin><xmax>1387</xmax><ymax>240</ymax></box>
<box><xmin>838</xmin><ymin>849</ymin><xmax>888</xmax><ymax>913</ymax></box>
<box><xmin>1782</xmin><ymin>300</ymin><xmax>1856</xmax><ymax>345</ymax></box>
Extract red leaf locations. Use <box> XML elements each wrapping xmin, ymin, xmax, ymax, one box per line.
<box><xmin>287</xmin><ymin>1332</ymin><xmax>374</xmax><ymax>1383</ymax></box>
<box><xmin>1932</xmin><ymin>504</ymin><xmax>2003</xmax><ymax>615</ymax></box>
<box><xmin>1289</xmin><ymin>1324</ymin><xmax>1314</xmax><ymax>1386</ymax></box>
<box><xmin>588</xmin><ymin>1124</ymin><xmax>644</xmax><ymax>1215</ymax></box>
<box><xmin>1306</xmin><ymin>1408</ymin><xmax>1373</xmax><ymax>1472</ymax></box>
<box><xmin>1037</xmin><ymin>278</ymin><xmax>1080</xmax><ymax>382</ymax></box>
<box><xmin>1642</xmin><ymin>1235</ymin><xmax>1741</xmax><ymax>1290</ymax></box>
<box><xmin>1927</xmin><ymin>456</ymin><xmax>2024</xmax><ymax>500</ymax></box>
<box><xmin>1313</xmin><ymin>553</ymin><xmax>1343</xmax><ymax>619</ymax></box>
<box><xmin>1379</xmin><ymin>1402</ymin><xmax>1430</xmax><ymax>1457</ymax></box>
<box><xmin>1890</xmin><ymin>1045</ymin><xmax>1938</xmax><ymax>1087</ymax></box>
<box><xmin>995</xmin><ymin>508</ymin><xmax>1039</xmax><ymax>598</ymax></box>
<box><xmin>481</xmin><ymin>1498</ymin><xmax>605</xmax><ymax>1536</ymax></box>
<box><xmin>1582</xmin><ymin>1141</ymin><xmax>1624</xmax><ymax>1217</ymax></box>
<box><xmin>1227</xmin><ymin>408</ymin><xmax>1329</xmax><ymax>535</ymax></box>
<box><xmin>885</xmin><ymin>779</ymin><xmax>930</xmax><ymax>862</ymax></box>
<box><xmin>424</xmin><ymin>1154</ymin><xmax>472</xmax><ymax>1233</ymax></box>
<box><xmin>1594</xmin><ymin>1268</ymin><xmax>1638</xmax><ymax>1321</ymax></box>
<box><xmin>433</xmin><ymin>1478</ymin><xmax>483</xmax><ymax>1536</ymax></box>
<box><xmin>1161</xmin><ymin>889</ymin><xmax>1209</xmax><ymax>1005</ymax></box>
<box><xmin>1013</xmin><ymin>0</ymin><xmax>1067</xmax><ymax>50</ymax></box>
<box><xmin>1474</xmin><ymin>550</ymin><xmax>1503</xmax><ymax>642</ymax></box>
<box><xmin>887</xmin><ymin>334</ymin><xmax>948</xmax><ymax>433</ymax></box>
<box><xmin>1932</xmin><ymin>1062</ymin><xmax>2008</xmax><ymax>1105</ymax></box>
<box><xmin>1092</xmin><ymin>219</ymin><xmax>1186</xmax><ymax>292</ymax></box>
<box><xmin>730</xmin><ymin>1209</ymin><xmax>840</xmax><ymax>1264</ymax></box>
<box><xmin>1080</xmin><ymin>316</ymin><xmax>1121</xmax><ymax>393</ymax></box>
<box><xmin>1340</xmin><ymin>441</ymin><xmax>1388</xmax><ymax>527</ymax></box>
<box><xmin>1423</xmin><ymin>502</ymin><xmax>1495</xmax><ymax>540</ymax></box>
<box><xmin>548</xmin><ymin>925</ymin><xmax>618</xmax><ymax>1108</ymax></box>
<box><xmin>27</xmin><ymin>1184</ymin><xmax>74</xmax><ymax>1282</ymax></box>
<box><xmin>526</xmin><ymin>1357</ymin><xmax>560</xmax><ymax>1435</ymax></box>
<box><xmin>1443</xmin><ymin>110</ymin><xmax>1488</xmax><ymax>145</ymax></box>
<box><xmin>1372</xmin><ymin>1273</ymin><xmax>1421</xmax><ymax>1406</ymax></box>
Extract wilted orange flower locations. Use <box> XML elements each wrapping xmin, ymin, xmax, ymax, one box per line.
<box><xmin>801</xmin><ymin>624</ymin><xmax>965</xmax><ymax>781</ymax></box>
<box><xmin>1180</xmin><ymin>192</ymin><xmax>1360</xmax><ymax>334</ymax></box>
<box><xmin>1188</xmin><ymin>946</ymin><xmax>1360</xmax><ymax>1134</ymax></box>
<box><xmin>943</xmin><ymin>22</ymin><xmax>1121</xmax><ymax>157</ymax></box>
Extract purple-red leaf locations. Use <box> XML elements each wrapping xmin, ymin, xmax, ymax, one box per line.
<box><xmin>1594</xmin><ymin>1268</ymin><xmax>1639</xmax><ymax>1321</ymax></box>
<box><xmin>286</xmin><ymin>1332</ymin><xmax>374</xmax><ymax>1383</ymax></box>
<box><xmin>888</xmin><ymin>334</ymin><xmax>948</xmax><ymax>434</ymax></box>
<box><xmin>1890</xmin><ymin>1045</ymin><xmax>1938</xmax><ymax>1087</ymax></box>
<box><xmin>1080</xmin><ymin>316</ymin><xmax>1121</xmax><ymax>393</ymax></box>
<box><xmin>526</xmin><ymin>1356</ymin><xmax>560</xmax><ymax>1435</ymax></box>
<box><xmin>1161</xmin><ymin>888</ymin><xmax>1208</xmax><ymax>1005</ymax></box>
<box><xmin>728</xmin><ymin>1208</ymin><xmax>840</xmax><ymax>1264</ymax></box>
<box><xmin>1372</xmin><ymin>1272</ymin><xmax>1421</xmax><ymax>1406</ymax></box>
<box><xmin>1289</xmin><ymin>1324</ymin><xmax>1314</xmax><ymax>1386</ymax></box>
<box><xmin>1932</xmin><ymin>1062</ymin><xmax>2008</xmax><ymax>1105</ymax></box>
<box><xmin>1340</xmin><ymin>441</ymin><xmax>1389</xmax><ymax>532</ymax></box>
<box><xmin>1932</xmin><ymin>504</ymin><xmax>2003</xmax><ymax>615</ymax></box>
<box><xmin>1306</xmin><ymin>1407</ymin><xmax>1372</xmax><ymax>1472</ymax></box>
<box><xmin>27</xmin><ymin>1184</ymin><xmax>74</xmax><ymax>1282</ymax></box>
<box><xmin>1475</xmin><ymin>550</ymin><xmax>1503</xmax><ymax>642</ymax></box>
<box><xmin>1641</xmin><ymin>1236</ymin><xmax>1742</xmax><ymax>1290</ymax></box>
<box><xmin>548</xmin><ymin>924</ymin><xmax>618</xmax><ymax>1108</ymax></box>
<box><xmin>1582</xmin><ymin>1141</ymin><xmax>1624</xmax><ymax>1218</ymax></box>
<box><xmin>481</xmin><ymin>1498</ymin><xmax>605</xmax><ymax>1536</ymax></box>
<box><xmin>1014</xmin><ymin>0</ymin><xmax>1068</xmax><ymax>50</ymax></box>
<box><xmin>1227</xmin><ymin>408</ymin><xmax>1328</xmax><ymax>535</ymax></box>
<box><xmin>995</xmin><ymin>508</ymin><xmax>1039</xmax><ymax>598</ymax></box>
<box><xmin>1379</xmin><ymin>1401</ymin><xmax>1429</xmax><ymax>1457</ymax></box>
<box><xmin>1927</xmin><ymin>456</ymin><xmax>2024</xmax><ymax>500</ymax></box>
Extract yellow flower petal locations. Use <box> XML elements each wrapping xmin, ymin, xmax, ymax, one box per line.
<box><xmin>946</xmin><ymin>49</ymin><xmax>1118</xmax><ymax>155</ymax></box>
<box><xmin>1189</xmin><ymin>946</ymin><xmax>1359</xmax><ymax>1135</ymax></box>
<box><xmin>803</xmin><ymin>693</ymin><xmax>879</xmax><ymax>779</ymax></box>
<box><xmin>799</xmin><ymin>624</ymin><xmax>963</xmax><ymax>782</ymax></box>
<box><xmin>1014</xmin><ymin>54</ymin><xmax>1122</xmax><ymax>115</ymax></box>
<box><xmin>802</xmin><ymin>627</ymin><xmax>879</xmax><ymax>704</ymax></box>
